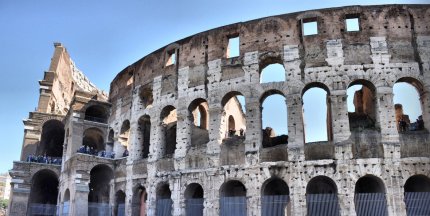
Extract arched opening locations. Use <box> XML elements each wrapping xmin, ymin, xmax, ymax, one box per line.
<box><xmin>184</xmin><ymin>183</ymin><xmax>204</xmax><ymax>216</ymax></box>
<box><xmin>220</xmin><ymin>180</ymin><xmax>247</xmax><ymax>216</ymax></box>
<box><xmin>114</xmin><ymin>190</ymin><xmax>126</xmax><ymax>216</ymax></box>
<box><xmin>260</xmin><ymin>63</ymin><xmax>285</xmax><ymax>83</ymax></box>
<box><xmin>261</xmin><ymin>178</ymin><xmax>290</xmax><ymax>216</ymax></box>
<box><xmin>38</xmin><ymin>119</ymin><xmax>65</xmax><ymax>157</ymax></box>
<box><xmin>161</xmin><ymin>106</ymin><xmax>177</xmax><ymax>158</ymax></box>
<box><xmin>84</xmin><ymin>105</ymin><xmax>108</xmax><ymax>123</ymax></box>
<box><xmin>139</xmin><ymin>87</ymin><xmax>154</xmax><ymax>109</ymax></box>
<box><xmin>119</xmin><ymin>120</ymin><xmax>130</xmax><ymax>157</ymax></box>
<box><xmin>156</xmin><ymin>183</ymin><xmax>172</xmax><ymax>216</ymax></box>
<box><xmin>306</xmin><ymin>176</ymin><xmax>340</xmax><ymax>216</ymax></box>
<box><xmin>62</xmin><ymin>189</ymin><xmax>70</xmax><ymax>216</ymax></box>
<box><xmin>88</xmin><ymin>165</ymin><xmax>113</xmax><ymax>216</ymax></box>
<box><xmin>347</xmin><ymin>80</ymin><xmax>377</xmax><ymax>130</ymax></box>
<box><xmin>28</xmin><ymin>170</ymin><xmax>59</xmax><ymax>216</ymax></box>
<box><xmin>82</xmin><ymin>128</ymin><xmax>105</xmax><ymax>153</ymax></box>
<box><xmin>132</xmin><ymin>186</ymin><xmax>147</xmax><ymax>216</ymax></box>
<box><xmin>354</xmin><ymin>175</ymin><xmax>388</xmax><ymax>216</ymax></box>
<box><xmin>138</xmin><ymin>115</ymin><xmax>151</xmax><ymax>159</ymax></box>
<box><xmin>107</xmin><ymin>129</ymin><xmax>114</xmax><ymax>153</ymax></box>
<box><xmin>404</xmin><ymin>175</ymin><xmax>430</xmax><ymax>215</ymax></box>
<box><xmin>221</xmin><ymin>92</ymin><xmax>246</xmax><ymax>139</ymax></box>
<box><xmin>302</xmin><ymin>84</ymin><xmax>332</xmax><ymax>143</ymax></box>
<box><xmin>261</xmin><ymin>92</ymin><xmax>288</xmax><ymax>148</ymax></box>
<box><xmin>188</xmin><ymin>99</ymin><xmax>209</xmax><ymax>146</ymax></box>
<box><xmin>394</xmin><ymin>78</ymin><xmax>425</xmax><ymax>132</ymax></box>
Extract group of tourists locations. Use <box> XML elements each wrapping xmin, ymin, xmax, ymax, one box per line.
<box><xmin>77</xmin><ymin>145</ymin><xmax>129</xmax><ymax>158</ymax></box>
<box><xmin>26</xmin><ymin>154</ymin><xmax>62</xmax><ymax>165</ymax></box>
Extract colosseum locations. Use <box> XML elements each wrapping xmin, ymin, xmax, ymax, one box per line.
<box><xmin>7</xmin><ymin>4</ymin><xmax>430</xmax><ymax>216</ymax></box>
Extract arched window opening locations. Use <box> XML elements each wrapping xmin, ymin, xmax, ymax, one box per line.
<box><xmin>139</xmin><ymin>87</ymin><xmax>154</xmax><ymax>109</ymax></box>
<box><xmin>132</xmin><ymin>186</ymin><xmax>147</xmax><ymax>216</ymax></box>
<box><xmin>62</xmin><ymin>189</ymin><xmax>70</xmax><ymax>216</ymax></box>
<box><xmin>185</xmin><ymin>183</ymin><xmax>204</xmax><ymax>216</ymax></box>
<box><xmin>347</xmin><ymin>80</ymin><xmax>377</xmax><ymax>131</ymax></box>
<box><xmin>161</xmin><ymin>106</ymin><xmax>177</xmax><ymax>158</ymax></box>
<box><xmin>404</xmin><ymin>175</ymin><xmax>430</xmax><ymax>215</ymax></box>
<box><xmin>261</xmin><ymin>92</ymin><xmax>288</xmax><ymax>148</ymax></box>
<box><xmin>188</xmin><ymin>99</ymin><xmax>209</xmax><ymax>147</ymax></box>
<box><xmin>82</xmin><ymin>128</ymin><xmax>105</xmax><ymax>152</ymax></box>
<box><xmin>38</xmin><ymin>120</ymin><xmax>65</xmax><ymax>157</ymax></box>
<box><xmin>354</xmin><ymin>175</ymin><xmax>388</xmax><ymax>216</ymax></box>
<box><xmin>221</xmin><ymin>92</ymin><xmax>246</xmax><ymax>139</ymax></box>
<box><xmin>302</xmin><ymin>84</ymin><xmax>332</xmax><ymax>143</ymax></box>
<box><xmin>156</xmin><ymin>183</ymin><xmax>172</xmax><ymax>216</ymax></box>
<box><xmin>114</xmin><ymin>190</ymin><xmax>126</xmax><ymax>216</ymax></box>
<box><xmin>220</xmin><ymin>180</ymin><xmax>247</xmax><ymax>216</ymax></box>
<box><xmin>118</xmin><ymin>120</ymin><xmax>130</xmax><ymax>157</ymax></box>
<box><xmin>306</xmin><ymin>176</ymin><xmax>340</xmax><ymax>216</ymax></box>
<box><xmin>138</xmin><ymin>115</ymin><xmax>151</xmax><ymax>159</ymax></box>
<box><xmin>28</xmin><ymin>170</ymin><xmax>59</xmax><ymax>216</ymax></box>
<box><xmin>84</xmin><ymin>105</ymin><xmax>108</xmax><ymax>123</ymax></box>
<box><xmin>88</xmin><ymin>165</ymin><xmax>113</xmax><ymax>215</ymax></box>
<box><xmin>260</xmin><ymin>63</ymin><xmax>285</xmax><ymax>83</ymax></box>
<box><xmin>107</xmin><ymin>129</ymin><xmax>114</xmax><ymax>152</ymax></box>
<box><xmin>261</xmin><ymin>178</ymin><xmax>290</xmax><ymax>216</ymax></box>
<box><xmin>394</xmin><ymin>79</ymin><xmax>425</xmax><ymax>132</ymax></box>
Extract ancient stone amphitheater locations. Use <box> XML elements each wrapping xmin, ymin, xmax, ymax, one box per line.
<box><xmin>8</xmin><ymin>4</ymin><xmax>430</xmax><ymax>216</ymax></box>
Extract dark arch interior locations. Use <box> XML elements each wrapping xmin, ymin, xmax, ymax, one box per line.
<box><xmin>161</xmin><ymin>106</ymin><xmax>177</xmax><ymax>157</ymax></box>
<box><xmin>85</xmin><ymin>105</ymin><xmax>108</xmax><ymax>123</ymax></box>
<box><xmin>115</xmin><ymin>190</ymin><xmax>126</xmax><ymax>204</ymax></box>
<box><xmin>185</xmin><ymin>183</ymin><xmax>204</xmax><ymax>199</ymax></box>
<box><xmin>120</xmin><ymin>120</ymin><xmax>131</xmax><ymax>147</ymax></box>
<box><xmin>157</xmin><ymin>184</ymin><xmax>171</xmax><ymax>199</ymax></box>
<box><xmin>263</xmin><ymin>178</ymin><xmax>289</xmax><ymax>196</ymax></box>
<box><xmin>83</xmin><ymin>128</ymin><xmax>105</xmax><ymax>151</ymax></box>
<box><xmin>88</xmin><ymin>165</ymin><xmax>113</xmax><ymax>203</ymax></box>
<box><xmin>139</xmin><ymin>87</ymin><xmax>154</xmax><ymax>108</ymax></box>
<box><xmin>404</xmin><ymin>175</ymin><xmax>430</xmax><ymax>192</ymax></box>
<box><xmin>38</xmin><ymin>120</ymin><xmax>65</xmax><ymax>157</ymax></box>
<box><xmin>306</xmin><ymin>176</ymin><xmax>337</xmax><ymax>194</ymax></box>
<box><xmin>29</xmin><ymin>170</ymin><xmax>59</xmax><ymax>205</ymax></box>
<box><xmin>355</xmin><ymin>176</ymin><xmax>385</xmax><ymax>193</ymax></box>
<box><xmin>221</xmin><ymin>180</ymin><xmax>246</xmax><ymax>197</ymax></box>
<box><xmin>138</xmin><ymin>115</ymin><xmax>151</xmax><ymax>158</ymax></box>
<box><xmin>63</xmin><ymin>189</ymin><xmax>70</xmax><ymax>202</ymax></box>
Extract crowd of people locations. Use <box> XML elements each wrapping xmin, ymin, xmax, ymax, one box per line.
<box><xmin>398</xmin><ymin>115</ymin><xmax>424</xmax><ymax>132</ymax></box>
<box><xmin>77</xmin><ymin>146</ymin><xmax>129</xmax><ymax>158</ymax></box>
<box><xmin>26</xmin><ymin>154</ymin><xmax>62</xmax><ymax>165</ymax></box>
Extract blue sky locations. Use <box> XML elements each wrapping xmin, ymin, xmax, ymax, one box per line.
<box><xmin>0</xmin><ymin>0</ymin><xmax>427</xmax><ymax>173</ymax></box>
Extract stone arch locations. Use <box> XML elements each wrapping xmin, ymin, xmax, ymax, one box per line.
<box><xmin>114</xmin><ymin>190</ymin><xmax>126</xmax><ymax>216</ymax></box>
<box><xmin>259</xmin><ymin>54</ymin><xmax>285</xmax><ymax>83</ymax></box>
<box><xmin>82</xmin><ymin>127</ymin><xmax>105</xmax><ymax>152</ymax></box>
<box><xmin>139</xmin><ymin>86</ymin><xmax>154</xmax><ymax>109</ymax></box>
<box><xmin>221</xmin><ymin>91</ymin><xmax>246</xmax><ymax>138</ymax></box>
<box><xmin>260</xmin><ymin>90</ymin><xmax>288</xmax><ymax>148</ymax></box>
<box><xmin>188</xmin><ymin>98</ymin><xmax>210</xmax><ymax>147</ymax></box>
<box><xmin>84</xmin><ymin>105</ymin><xmax>108</xmax><ymax>123</ymax></box>
<box><xmin>137</xmin><ymin>115</ymin><xmax>151</xmax><ymax>159</ymax></box>
<box><xmin>37</xmin><ymin>119</ymin><xmax>65</xmax><ymax>157</ymax></box>
<box><xmin>132</xmin><ymin>184</ymin><xmax>147</xmax><ymax>216</ymax></box>
<box><xmin>184</xmin><ymin>183</ymin><xmax>204</xmax><ymax>215</ymax></box>
<box><xmin>302</xmin><ymin>82</ymin><xmax>333</xmax><ymax>143</ymax></box>
<box><xmin>404</xmin><ymin>175</ymin><xmax>430</xmax><ymax>215</ymax></box>
<box><xmin>354</xmin><ymin>175</ymin><xmax>388</xmax><ymax>216</ymax></box>
<box><xmin>160</xmin><ymin>105</ymin><xmax>177</xmax><ymax>158</ymax></box>
<box><xmin>156</xmin><ymin>182</ymin><xmax>173</xmax><ymax>216</ymax></box>
<box><xmin>88</xmin><ymin>164</ymin><xmax>114</xmax><ymax>216</ymax></box>
<box><xmin>347</xmin><ymin>79</ymin><xmax>378</xmax><ymax>130</ymax></box>
<box><xmin>261</xmin><ymin>177</ymin><xmax>290</xmax><ymax>216</ymax></box>
<box><xmin>220</xmin><ymin>180</ymin><xmax>247</xmax><ymax>215</ymax></box>
<box><xmin>28</xmin><ymin>169</ymin><xmax>59</xmax><ymax>215</ymax></box>
<box><xmin>306</xmin><ymin>176</ymin><xmax>340</xmax><ymax>216</ymax></box>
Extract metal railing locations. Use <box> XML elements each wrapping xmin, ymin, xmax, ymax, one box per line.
<box><xmin>261</xmin><ymin>195</ymin><xmax>289</xmax><ymax>216</ymax></box>
<box><xmin>220</xmin><ymin>196</ymin><xmax>247</xmax><ymax>216</ymax></box>
<box><xmin>88</xmin><ymin>202</ymin><xmax>111</xmax><ymax>216</ymax></box>
<box><xmin>405</xmin><ymin>192</ymin><xmax>430</xmax><ymax>216</ymax></box>
<box><xmin>354</xmin><ymin>193</ymin><xmax>388</xmax><ymax>216</ymax></box>
<box><xmin>84</xmin><ymin>115</ymin><xmax>107</xmax><ymax>124</ymax></box>
<box><xmin>185</xmin><ymin>198</ymin><xmax>204</xmax><ymax>216</ymax></box>
<box><xmin>306</xmin><ymin>194</ymin><xmax>340</xmax><ymax>216</ymax></box>
<box><xmin>28</xmin><ymin>203</ymin><xmax>57</xmax><ymax>216</ymax></box>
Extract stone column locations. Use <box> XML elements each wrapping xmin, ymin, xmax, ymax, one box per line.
<box><xmin>71</xmin><ymin>183</ymin><xmax>89</xmax><ymax>216</ymax></box>
<box><xmin>244</xmin><ymin>100</ymin><xmax>261</xmax><ymax>165</ymax></box>
<box><xmin>174</xmin><ymin>108</ymin><xmax>190</xmax><ymax>159</ymax></box>
<box><xmin>376</xmin><ymin>86</ymin><xmax>400</xmax><ymax>159</ymax></box>
<box><xmin>286</xmin><ymin>93</ymin><xmax>305</xmax><ymax>161</ymax></box>
<box><xmin>330</xmin><ymin>90</ymin><xmax>353</xmax><ymax>160</ymax></box>
<box><xmin>7</xmin><ymin>180</ymin><xmax>30</xmax><ymax>216</ymax></box>
<box><xmin>206</xmin><ymin>104</ymin><xmax>223</xmax><ymax>155</ymax></box>
<box><xmin>127</xmin><ymin>120</ymin><xmax>140</xmax><ymax>161</ymax></box>
<box><xmin>171</xmin><ymin>178</ymin><xmax>181</xmax><ymax>216</ymax></box>
<box><xmin>385</xmin><ymin>173</ymin><xmax>407</xmax><ymax>216</ymax></box>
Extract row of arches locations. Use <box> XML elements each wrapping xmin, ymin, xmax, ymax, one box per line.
<box><xmin>145</xmin><ymin>174</ymin><xmax>430</xmax><ymax>216</ymax></box>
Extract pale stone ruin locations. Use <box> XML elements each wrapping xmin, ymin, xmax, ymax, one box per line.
<box><xmin>7</xmin><ymin>4</ymin><xmax>430</xmax><ymax>216</ymax></box>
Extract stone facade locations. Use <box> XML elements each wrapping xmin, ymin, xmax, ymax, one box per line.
<box><xmin>8</xmin><ymin>4</ymin><xmax>430</xmax><ymax>216</ymax></box>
